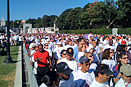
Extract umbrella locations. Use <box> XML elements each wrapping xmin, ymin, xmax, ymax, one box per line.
<box><xmin>83</xmin><ymin>34</ymin><xmax>89</xmax><ymax>40</ymax></box>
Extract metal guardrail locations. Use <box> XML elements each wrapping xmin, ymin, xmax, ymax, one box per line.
<box><xmin>23</xmin><ymin>45</ymin><xmax>38</xmax><ymax>87</ymax></box>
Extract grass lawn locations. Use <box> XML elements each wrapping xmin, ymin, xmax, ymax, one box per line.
<box><xmin>0</xmin><ymin>46</ymin><xmax>19</xmax><ymax>87</ymax></box>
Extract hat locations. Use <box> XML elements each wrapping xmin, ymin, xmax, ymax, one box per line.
<box><xmin>120</xmin><ymin>64</ymin><xmax>131</xmax><ymax>76</ymax></box>
<box><xmin>109</xmin><ymin>37</ymin><xmax>112</xmax><ymax>40</ymax></box>
<box><xmin>79</xmin><ymin>56</ymin><xmax>90</xmax><ymax>64</ymax></box>
<box><xmin>66</xmin><ymin>47</ymin><xmax>74</xmax><ymax>56</ymax></box>
<box><xmin>56</xmin><ymin>62</ymin><xmax>73</xmax><ymax>75</ymax></box>
<box><xmin>56</xmin><ymin>42</ymin><xmax>61</xmax><ymax>45</ymax></box>
<box><xmin>118</xmin><ymin>36</ymin><xmax>121</xmax><ymax>39</ymax></box>
<box><xmin>99</xmin><ymin>68</ymin><xmax>114</xmax><ymax>76</ymax></box>
<box><xmin>102</xmin><ymin>69</ymin><xmax>114</xmax><ymax>76</ymax></box>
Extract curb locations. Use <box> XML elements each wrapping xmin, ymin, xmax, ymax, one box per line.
<box><xmin>14</xmin><ymin>46</ymin><xmax>22</xmax><ymax>87</ymax></box>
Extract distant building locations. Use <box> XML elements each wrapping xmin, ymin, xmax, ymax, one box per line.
<box><xmin>0</xmin><ymin>17</ymin><xmax>6</xmax><ymax>27</ymax></box>
<box><xmin>31</xmin><ymin>27</ymin><xmax>59</xmax><ymax>33</ymax></box>
<box><xmin>0</xmin><ymin>17</ymin><xmax>6</xmax><ymax>32</ymax></box>
<box><xmin>23</xmin><ymin>23</ymin><xmax>32</xmax><ymax>33</ymax></box>
<box><xmin>45</xmin><ymin>27</ymin><xmax>59</xmax><ymax>33</ymax></box>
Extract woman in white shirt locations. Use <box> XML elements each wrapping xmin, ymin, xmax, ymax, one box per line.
<box><xmin>78</xmin><ymin>43</ymin><xmax>87</xmax><ymax>62</ymax></box>
<box><xmin>44</xmin><ymin>43</ymin><xmax>52</xmax><ymax>58</ymax></box>
<box><xmin>57</xmin><ymin>49</ymin><xmax>67</xmax><ymax>64</ymax></box>
<box><xmin>101</xmin><ymin>48</ymin><xmax>116</xmax><ymax>71</ymax></box>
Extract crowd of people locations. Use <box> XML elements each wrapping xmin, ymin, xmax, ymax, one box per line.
<box><xmin>0</xmin><ymin>32</ymin><xmax>131</xmax><ymax>87</ymax></box>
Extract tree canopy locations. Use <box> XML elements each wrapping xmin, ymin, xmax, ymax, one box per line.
<box><xmin>10</xmin><ymin>0</ymin><xmax>131</xmax><ymax>30</ymax></box>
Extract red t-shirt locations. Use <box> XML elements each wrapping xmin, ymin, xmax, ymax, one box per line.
<box><xmin>25</xmin><ymin>44</ymin><xmax>28</xmax><ymax>49</ymax></box>
<box><xmin>34</xmin><ymin>50</ymin><xmax>50</xmax><ymax>67</ymax></box>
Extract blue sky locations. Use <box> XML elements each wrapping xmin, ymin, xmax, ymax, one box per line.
<box><xmin>0</xmin><ymin>0</ymin><xmax>103</xmax><ymax>21</ymax></box>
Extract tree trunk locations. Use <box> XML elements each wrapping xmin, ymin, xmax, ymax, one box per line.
<box><xmin>106</xmin><ymin>21</ymin><xmax>114</xmax><ymax>29</ymax></box>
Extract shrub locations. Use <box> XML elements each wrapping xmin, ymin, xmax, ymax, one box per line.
<box><xmin>59</xmin><ymin>28</ymin><xmax>131</xmax><ymax>35</ymax></box>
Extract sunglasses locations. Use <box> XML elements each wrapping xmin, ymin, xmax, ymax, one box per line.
<box><xmin>89</xmin><ymin>55</ymin><xmax>93</xmax><ymax>57</ymax></box>
<box><xmin>85</xmin><ymin>63</ymin><xmax>91</xmax><ymax>66</ymax></box>
<box><xmin>63</xmin><ymin>54</ymin><xmax>66</xmax><ymax>55</ymax></box>
<box><xmin>110</xmin><ymin>52</ymin><xmax>114</xmax><ymax>53</ymax></box>
<box><xmin>122</xmin><ymin>57</ymin><xmax>128</xmax><ymax>59</ymax></box>
<box><xmin>45</xmin><ymin>45</ymin><xmax>48</xmax><ymax>46</ymax></box>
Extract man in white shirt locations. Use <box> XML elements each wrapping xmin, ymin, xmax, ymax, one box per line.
<box><xmin>72</xmin><ymin>56</ymin><xmax>93</xmax><ymax>87</ymax></box>
<box><xmin>18</xmin><ymin>35</ymin><xmax>23</xmax><ymax>45</ymax></box>
<box><xmin>29</xmin><ymin>40</ymin><xmax>36</xmax><ymax>50</ymax></box>
<box><xmin>54</xmin><ymin>42</ymin><xmax>62</xmax><ymax>60</ymax></box>
<box><xmin>115</xmin><ymin>64</ymin><xmax>131</xmax><ymax>87</ymax></box>
<box><xmin>59</xmin><ymin>47</ymin><xmax>78</xmax><ymax>72</ymax></box>
<box><xmin>56</xmin><ymin>62</ymin><xmax>74</xmax><ymax>87</ymax></box>
<box><xmin>90</xmin><ymin>64</ymin><xmax>114</xmax><ymax>87</ymax></box>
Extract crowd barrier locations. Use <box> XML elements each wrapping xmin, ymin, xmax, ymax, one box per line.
<box><xmin>23</xmin><ymin>45</ymin><xmax>38</xmax><ymax>87</ymax></box>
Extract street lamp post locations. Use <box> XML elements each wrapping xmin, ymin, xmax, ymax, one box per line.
<box><xmin>4</xmin><ymin>0</ymin><xmax>13</xmax><ymax>63</ymax></box>
<box><xmin>54</xmin><ymin>18</ymin><xmax>57</xmax><ymax>33</ymax></box>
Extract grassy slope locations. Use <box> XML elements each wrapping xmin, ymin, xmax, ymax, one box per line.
<box><xmin>0</xmin><ymin>46</ymin><xmax>19</xmax><ymax>87</ymax></box>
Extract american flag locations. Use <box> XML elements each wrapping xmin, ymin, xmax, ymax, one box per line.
<box><xmin>36</xmin><ymin>29</ymin><xmax>38</xmax><ymax>33</ymax></box>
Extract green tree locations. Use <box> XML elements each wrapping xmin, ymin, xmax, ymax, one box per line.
<box><xmin>57</xmin><ymin>8</ymin><xmax>73</xmax><ymax>30</ymax></box>
<box><xmin>116</xmin><ymin>0</ymin><xmax>131</xmax><ymax>28</ymax></box>
<box><xmin>26</xmin><ymin>18</ymin><xmax>37</xmax><ymax>28</ymax></box>
<box><xmin>86</xmin><ymin>1</ymin><xmax>104</xmax><ymax>29</ymax></box>
<box><xmin>79</xmin><ymin>12</ymin><xmax>90</xmax><ymax>29</ymax></box>
<box><xmin>65</xmin><ymin>7</ymin><xmax>82</xmax><ymax>30</ymax></box>
<box><xmin>103</xmin><ymin>0</ymin><xmax>118</xmax><ymax>28</ymax></box>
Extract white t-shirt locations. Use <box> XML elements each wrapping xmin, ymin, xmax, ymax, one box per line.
<box><xmin>35</xmin><ymin>39</ymin><xmax>39</xmax><ymax>44</ymax></box>
<box><xmin>72</xmin><ymin>69</ymin><xmax>94</xmax><ymax>87</ymax></box>
<box><xmin>44</xmin><ymin>48</ymin><xmax>52</xmax><ymax>57</ymax></box>
<box><xmin>39</xmin><ymin>83</ymin><xmax>48</xmax><ymax>87</ymax></box>
<box><xmin>54</xmin><ymin>47</ymin><xmax>62</xmax><ymax>60</ymax></box>
<box><xmin>101</xmin><ymin>59</ymin><xmax>116</xmax><ymax>71</ymax></box>
<box><xmin>14</xmin><ymin>35</ymin><xmax>18</xmax><ymax>41</ymax></box>
<box><xmin>59</xmin><ymin>58</ymin><xmax>78</xmax><ymax>72</ymax></box>
<box><xmin>30</xmin><ymin>50</ymin><xmax>36</xmax><ymax>62</ymax></box>
<box><xmin>29</xmin><ymin>43</ymin><xmax>36</xmax><ymax>49</ymax></box>
<box><xmin>89</xmin><ymin>63</ymin><xmax>97</xmax><ymax>71</ymax></box>
<box><xmin>103</xmin><ymin>44</ymin><xmax>115</xmax><ymax>51</ymax></box>
<box><xmin>19</xmin><ymin>36</ymin><xmax>22</xmax><ymax>41</ymax></box>
<box><xmin>78</xmin><ymin>52</ymin><xmax>85</xmax><ymax>61</ymax></box>
<box><xmin>115</xmin><ymin>78</ymin><xmax>131</xmax><ymax>87</ymax></box>
<box><xmin>59</xmin><ymin>73</ymin><xmax>74</xmax><ymax>87</ymax></box>
<box><xmin>63</xmin><ymin>45</ymin><xmax>74</xmax><ymax>50</ymax></box>
<box><xmin>88</xmin><ymin>34</ymin><xmax>93</xmax><ymax>40</ymax></box>
<box><xmin>103</xmin><ymin>40</ymin><xmax>109</xmax><ymax>46</ymax></box>
<box><xmin>90</xmin><ymin>78</ymin><xmax>109</xmax><ymax>87</ymax></box>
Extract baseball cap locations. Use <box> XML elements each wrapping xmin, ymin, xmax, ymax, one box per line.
<box><xmin>120</xmin><ymin>64</ymin><xmax>131</xmax><ymax>76</ymax></box>
<box><xmin>56</xmin><ymin>62</ymin><xmax>73</xmax><ymax>75</ymax></box>
<box><xmin>56</xmin><ymin>42</ymin><xmax>61</xmax><ymax>45</ymax></box>
<box><xmin>98</xmin><ymin>68</ymin><xmax>114</xmax><ymax>76</ymax></box>
<box><xmin>66</xmin><ymin>47</ymin><xmax>74</xmax><ymax>56</ymax></box>
<box><xmin>118</xmin><ymin>36</ymin><xmax>121</xmax><ymax>39</ymax></box>
<box><xmin>79</xmin><ymin>56</ymin><xmax>90</xmax><ymax>64</ymax></box>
